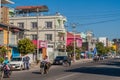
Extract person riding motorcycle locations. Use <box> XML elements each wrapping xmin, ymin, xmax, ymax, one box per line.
<box><xmin>3</xmin><ymin>57</ymin><xmax>11</xmax><ymax>78</ymax></box>
<box><xmin>40</xmin><ymin>55</ymin><xmax>51</xmax><ymax>74</ymax></box>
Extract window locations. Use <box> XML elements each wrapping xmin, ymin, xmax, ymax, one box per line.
<box><xmin>10</xmin><ymin>22</ymin><xmax>14</xmax><ymax>25</ymax></box>
<box><xmin>45</xmin><ymin>21</ymin><xmax>52</xmax><ymax>29</ymax></box>
<box><xmin>48</xmin><ymin>45</ymin><xmax>53</xmax><ymax>48</ymax></box>
<box><xmin>45</xmin><ymin>34</ymin><xmax>52</xmax><ymax>41</ymax></box>
<box><xmin>18</xmin><ymin>31</ymin><xmax>24</xmax><ymax>39</ymax></box>
<box><xmin>31</xmin><ymin>34</ymin><xmax>37</xmax><ymax>40</ymax></box>
<box><xmin>17</xmin><ymin>22</ymin><xmax>24</xmax><ymax>28</ymax></box>
<box><xmin>31</xmin><ymin>22</ymin><xmax>37</xmax><ymax>29</ymax></box>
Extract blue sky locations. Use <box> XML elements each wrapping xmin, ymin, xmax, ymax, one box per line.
<box><xmin>9</xmin><ymin>0</ymin><xmax>120</xmax><ymax>40</ymax></box>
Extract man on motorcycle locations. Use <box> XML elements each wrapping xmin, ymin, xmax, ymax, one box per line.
<box><xmin>40</xmin><ymin>55</ymin><xmax>51</xmax><ymax>74</ymax></box>
<box><xmin>3</xmin><ymin>57</ymin><xmax>11</xmax><ymax>78</ymax></box>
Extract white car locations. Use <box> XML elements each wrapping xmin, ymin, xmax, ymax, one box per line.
<box><xmin>9</xmin><ymin>57</ymin><xmax>25</xmax><ymax>70</ymax></box>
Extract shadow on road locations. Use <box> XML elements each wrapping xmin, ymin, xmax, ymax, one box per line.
<box><xmin>32</xmin><ymin>71</ymin><xmax>41</xmax><ymax>74</ymax></box>
<box><xmin>100</xmin><ymin>59</ymin><xmax>120</xmax><ymax>67</ymax></box>
<box><xmin>65</xmin><ymin>67</ymin><xmax>120</xmax><ymax>77</ymax></box>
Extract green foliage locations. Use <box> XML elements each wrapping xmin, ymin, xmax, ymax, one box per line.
<box><xmin>0</xmin><ymin>46</ymin><xmax>8</xmax><ymax>58</ymax></box>
<box><xmin>96</xmin><ymin>42</ymin><xmax>111</xmax><ymax>55</ymax></box>
<box><xmin>0</xmin><ymin>57</ymin><xmax>4</xmax><ymax>63</ymax></box>
<box><xmin>76</xmin><ymin>53</ymin><xmax>80</xmax><ymax>60</ymax></box>
<box><xmin>17</xmin><ymin>38</ymin><xmax>36</xmax><ymax>55</ymax></box>
<box><xmin>66</xmin><ymin>43</ymin><xmax>81</xmax><ymax>55</ymax></box>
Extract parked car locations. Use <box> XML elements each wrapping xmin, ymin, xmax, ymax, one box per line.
<box><xmin>9</xmin><ymin>57</ymin><xmax>25</xmax><ymax>70</ymax></box>
<box><xmin>53</xmin><ymin>56</ymin><xmax>68</xmax><ymax>65</ymax></box>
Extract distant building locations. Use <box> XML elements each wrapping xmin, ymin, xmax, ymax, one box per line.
<box><xmin>98</xmin><ymin>37</ymin><xmax>108</xmax><ymax>47</ymax></box>
<box><xmin>67</xmin><ymin>32</ymin><xmax>82</xmax><ymax>47</ymax></box>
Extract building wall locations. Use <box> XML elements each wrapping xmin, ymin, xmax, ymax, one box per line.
<box><xmin>3</xmin><ymin>29</ymin><xmax>8</xmax><ymax>45</ymax></box>
<box><xmin>10</xmin><ymin>15</ymin><xmax>67</xmax><ymax>59</ymax></box>
<box><xmin>9</xmin><ymin>15</ymin><xmax>66</xmax><ymax>47</ymax></box>
<box><xmin>98</xmin><ymin>37</ymin><xmax>108</xmax><ymax>47</ymax></box>
<box><xmin>1</xmin><ymin>6</ymin><xmax>9</xmax><ymax>24</ymax></box>
<box><xmin>0</xmin><ymin>30</ymin><xmax>4</xmax><ymax>45</ymax></box>
<box><xmin>67</xmin><ymin>38</ymin><xmax>82</xmax><ymax>47</ymax></box>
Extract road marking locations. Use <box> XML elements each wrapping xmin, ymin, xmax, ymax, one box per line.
<box><xmin>55</xmin><ymin>73</ymin><xmax>78</xmax><ymax>80</ymax></box>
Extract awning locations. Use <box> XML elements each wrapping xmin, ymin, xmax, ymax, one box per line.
<box><xmin>0</xmin><ymin>23</ymin><xmax>29</xmax><ymax>31</ymax></box>
<box><xmin>1</xmin><ymin>0</ymin><xmax>14</xmax><ymax>4</ymax></box>
<box><xmin>15</xmin><ymin>5</ymin><xmax>49</xmax><ymax>13</ymax></box>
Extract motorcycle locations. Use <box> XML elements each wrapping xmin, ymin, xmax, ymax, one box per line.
<box><xmin>2</xmin><ymin>64</ymin><xmax>12</xmax><ymax>78</ymax></box>
<box><xmin>40</xmin><ymin>61</ymin><xmax>51</xmax><ymax>74</ymax></box>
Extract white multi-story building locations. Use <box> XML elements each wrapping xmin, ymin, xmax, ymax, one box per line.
<box><xmin>98</xmin><ymin>37</ymin><xmax>108</xmax><ymax>47</ymax></box>
<box><xmin>9</xmin><ymin>6</ymin><xmax>67</xmax><ymax>60</ymax></box>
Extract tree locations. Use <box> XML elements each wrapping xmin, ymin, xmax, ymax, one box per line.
<box><xmin>96</xmin><ymin>42</ymin><xmax>112</xmax><ymax>55</ymax></box>
<box><xmin>0</xmin><ymin>46</ymin><xmax>9</xmax><ymax>63</ymax></box>
<box><xmin>0</xmin><ymin>46</ymin><xmax>9</xmax><ymax>58</ymax></box>
<box><xmin>96</xmin><ymin>42</ymin><xmax>105</xmax><ymax>55</ymax></box>
<box><xmin>66</xmin><ymin>43</ymin><xmax>81</xmax><ymax>59</ymax></box>
<box><xmin>17</xmin><ymin>38</ymin><xmax>36</xmax><ymax>55</ymax></box>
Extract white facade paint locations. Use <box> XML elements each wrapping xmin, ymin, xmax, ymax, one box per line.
<box><xmin>9</xmin><ymin>14</ymin><xmax>67</xmax><ymax>55</ymax></box>
<box><xmin>98</xmin><ymin>37</ymin><xmax>108</xmax><ymax>47</ymax></box>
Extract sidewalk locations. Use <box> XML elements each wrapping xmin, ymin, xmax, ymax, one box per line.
<box><xmin>72</xmin><ymin>58</ymin><xmax>93</xmax><ymax>64</ymax></box>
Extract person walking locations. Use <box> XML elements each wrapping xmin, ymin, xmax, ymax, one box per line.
<box><xmin>26</xmin><ymin>56</ymin><xmax>30</xmax><ymax>70</ymax></box>
<box><xmin>67</xmin><ymin>55</ymin><xmax>72</xmax><ymax>66</ymax></box>
<box><xmin>23</xmin><ymin>57</ymin><xmax>26</xmax><ymax>70</ymax></box>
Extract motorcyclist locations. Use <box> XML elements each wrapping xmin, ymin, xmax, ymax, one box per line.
<box><xmin>3</xmin><ymin>57</ymin><xmax>9</xmax><ymax>65</ymax></box>
<box><xmin>40</xmin><ymin>55</ymin><xmax>51</xmax><ymax>74</ymax></box>
<box><xmin>3</xmin><ymin>57</ymin><xmax>11</xmax><ymax>78</ymax></box>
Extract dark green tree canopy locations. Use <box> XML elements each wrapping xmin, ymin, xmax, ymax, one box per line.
<box><xmin>17</xmin><ymin>38</ymin><xmax>36</xmax><ymax>55</ymax></box>
<box><xmin>0</xmin><ymin>46</ymin><xmax>8</xmax><ymax>58</ymax></box>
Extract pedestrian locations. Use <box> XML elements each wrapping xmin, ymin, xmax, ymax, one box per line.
<box><xmin>67</xmin><ymin>55</ymin><xmax>72</xmax><ymax>66</ymax></box>
<box><xmin>23</xmin><ymin>57</ymin><xmax>26</xmax><ymax>70</ymax></box>
<box><xmin>26</xmin><ymin>56</ymin><xmax>30</xmax><ymax>70</ymax></box>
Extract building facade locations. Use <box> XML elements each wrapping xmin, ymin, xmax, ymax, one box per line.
<box><xmin>0</xmin><ymin>1</ymin><xmax>26</xmax><ymax>60</ymax></box>
<box><xmin>98</xmin><ymin>37</ymin><xmax>108</xmax><ymax>47</ymax></box>
<box><xmin>9</xmin><ymin>6</ymin><xmax>67</xmax><ymax>60</ymax></box>
<box><xmin>67</xmin><ymin>32</ymin><xmax>82</xmax><ymax>47</ymax></box>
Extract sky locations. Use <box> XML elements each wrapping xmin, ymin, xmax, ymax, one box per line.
<box><xmin>8</xmin><ymin>0</ymin><xmax>120</xmax><ymax>40</ymax></box>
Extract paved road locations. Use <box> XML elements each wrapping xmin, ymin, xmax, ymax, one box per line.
<box><xmin>4</xmin><ymin>58</ymin><xmax>120</xmax><ymax>80</ymax></box>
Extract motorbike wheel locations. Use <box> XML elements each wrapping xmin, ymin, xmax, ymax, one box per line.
<box><xmin>40</xmin><ymin>68</ymin><xmax>44</xmax><ymax>75</ymax></box>
<box><xmin>0</xmin><ymin>71</ymin><xmax>4</xmax><ymax>80</ymax></box>
<box><xmin>63</xmin><ymin>62</ymin><xmax>69</xmax><ymax>67</ymax></box>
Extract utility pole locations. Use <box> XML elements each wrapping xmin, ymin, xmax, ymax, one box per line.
<box><xmin>0</xmin><ymin>0</ymin><xmax>1</xmax><ymax>22</ymax></box>
<box><xmin>65</xmin><ymin>25</ymin><xmax>68</xmax><ymax>55</ymax></box>
<box><xmin>36</xmin><ymin>8</ymin><xmax>39</xmax><ymax>61</ymax></box>
<box><xmin>72</xmin><ymin>23</ymin><xmax>76</xmax><ymax>62</ymax></box>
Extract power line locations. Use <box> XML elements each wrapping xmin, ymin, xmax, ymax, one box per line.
<box><xmin>67</xmin><ymin>12</ymin><xmax>120</xmax><ymax>19</ymax></box>
<box><xmin>67</xmin><ymin>17</ymin><xmax>120</xmax><ymax>27</ymax></box>
<box><xmin>78</xmin><ymin>18</ymin><xmax>120</xmax><ymax>26</ymax></box>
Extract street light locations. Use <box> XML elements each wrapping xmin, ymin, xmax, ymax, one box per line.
<box><xmin>72</xmin><ymin>23</ymin><xmax>76</xmax><ymax>62</ymax></box>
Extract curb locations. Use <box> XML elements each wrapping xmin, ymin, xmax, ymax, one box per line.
<box><xmin>72</xmin><ymin>59</ymin><xmax>93</xmax><ymax>64</ymax></box>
